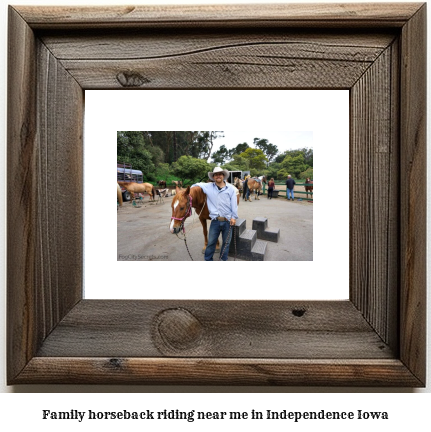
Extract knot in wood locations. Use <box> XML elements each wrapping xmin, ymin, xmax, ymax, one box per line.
<box><xmin>292</xmin><ymin>308</ymin><xmax>306</xmax><ymax>317</ymax></box>
<box><xmin>155</xmin><ymin>308</ymin><xmax>203</xmax><ymax>351</ymax></box>
<box><xmin>116</xmin><ymin>71</ymin><xmax>150</xmax><ymax>87</ymax></box>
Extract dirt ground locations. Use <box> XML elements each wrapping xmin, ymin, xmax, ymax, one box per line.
<box><xmin>117</xmin><ymin>191</ymin><xmax>313</xmax><ymax>261</ymax></box>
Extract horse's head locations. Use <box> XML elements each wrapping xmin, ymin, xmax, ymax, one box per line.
<box><xmin>170</xmin><ymin>186</ymin><xmax>192</xmax><ymax>234</ymax></box>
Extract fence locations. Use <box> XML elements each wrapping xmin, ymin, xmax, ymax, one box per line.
<box><xmin>262</xmin><ymin>181</ymin><xmax>313</xmax><ymax>201</ymax></box>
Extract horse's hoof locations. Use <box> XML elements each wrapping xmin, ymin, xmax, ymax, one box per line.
<box><xmin>202</xmin><ymin>247</ymin><xmax>206</xmax><ymax>254</ymax></box>
<box><xmin>215</xmin><ymin>248</ymin><xmax>220</xmax><ymax>253</ymax></box>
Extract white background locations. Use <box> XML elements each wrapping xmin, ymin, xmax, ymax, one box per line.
<box><xmin>0</xmin><ymin>0</ymin><xmax>429</xmax><ymax>424</ymax></box>
<box><xmin>85</xmin><ymin>90</ymin><xmax>349</xmax><ymax>300</ymax></box>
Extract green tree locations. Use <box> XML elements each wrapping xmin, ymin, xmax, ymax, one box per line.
<box><xmin>211</xmin><ymin>144</ymin><xmax>231</xmax><ymax>165</ymax></box>
<box><xmin>277</xmin><ymin>168</ymin><xmax>290</xmax><ymax>179</ymax></box>
<box><xmin>117</xmin><ymin>131</ymin><xmax>155</xmax><ymax>176</ymax></box>
<box><xmin>300</xmin><ymin>167</ymin><xmax>313</xmax><ymax>180</ymax></box>
<box><xmin>265</xmin><ymin>162</ymin><xmax>282</xmax><ymax>180</ymax></box>
<box><xmin>274</xmin><ymin>150</ymin><xmax>288</xmax><ymax>163</ymax></box>
<box><xmin>230</xmin><ymin>142</ymin><xmax>250</xmax><ymax>156</ymax></box>
<box><xmin>196</xmin><ymin>131</ymin><xmax>224</xmax><ymax>161</ymax></box>
<box><xmin>275</xmin><ymin>148</ymin><xmax>313</xmax><ymax>166</ymax></box>
<box><xmin>230</xmin><ymin>154</ymin><xmax>249</xmax><ymax>170</ymax></box>
<box><xmin>280</xmin><ymin>153</ymin><xmax>307</xmax><ymax>179</ymax></box>
<box><xmin>171</xmin><ymin>156</ymin><xmax>212</xmax><ymax>185</ymax></box>
<box><xmin>253</xmin><ymin>138</ymin><xmax>278</xmax><ymax>165</ymax></box>
<box><xmin>239</xmin><ymin>148</ymin><xmax>267</xmax><ymax>171</ymax></box>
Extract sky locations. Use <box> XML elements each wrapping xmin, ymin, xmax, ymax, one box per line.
<box><xmin>214</xmin><ymin>131</ymin><xmax>313</xmax><ymax>155</ymax></box>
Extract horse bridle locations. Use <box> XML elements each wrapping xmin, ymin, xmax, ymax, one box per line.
<box><xmin>171</xmin><ymin>193</ymin><xmax>196</xmax><ymax>261</ymax></box>
<box><xmin>171</xmin><ymin>194</ymin><xmax>193</xmax><ymax>233</ymax></box>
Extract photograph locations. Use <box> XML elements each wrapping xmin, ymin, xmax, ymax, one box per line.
<box><xmin>116</xmin><ymin>131</ymin><xmax>314</xmax><ymax>262</ymax></box>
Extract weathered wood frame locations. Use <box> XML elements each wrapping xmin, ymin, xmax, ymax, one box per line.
<box><xmin>7</xmin><ymin>3</ymin><xmax>426</xmax><ymax>386</ymax></box>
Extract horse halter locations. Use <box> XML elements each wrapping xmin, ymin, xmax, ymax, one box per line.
<box><xmin>171</xmin><ymin>194</ymin><xmax>193</xmax><ymax>233</ymax></box>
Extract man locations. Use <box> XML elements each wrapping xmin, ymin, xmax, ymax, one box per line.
<box><xmin>242</xmin><ymin>174</ymin><xmax>250</xmax><ymax>201</ymax></box>
<box><xmin>286</xmin><ymin>174</ymin><xmax>296</xmax><ymax>201</ymax></box>
<box><xmin>192</xmin><ymin>167</ymin><xmax>238</xmax><ymax>261</ymax></box>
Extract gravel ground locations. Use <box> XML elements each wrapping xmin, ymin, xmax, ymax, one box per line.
<box><xmin>117</xmin><ymin>192</ymin><xmax>313</xmax><ymax>261</ymax></box>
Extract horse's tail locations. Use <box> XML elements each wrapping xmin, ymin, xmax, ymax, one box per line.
<box><xmin>152</xmin><ymin>185</ymin><xmax>156</xmax><ymax>200</ymax></box>
<box><xmin>117</xmin><ymin>183</ymin><xmax>123</xmax><ymax>206</ymax></box>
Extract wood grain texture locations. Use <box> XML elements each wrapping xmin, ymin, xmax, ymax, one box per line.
<box><xmin>7</xmin><ymin>3</ymin><xmax>426</xmax><ymax>386</ymax></box>
<box><xmin>399</xmin><ymin>3</ymin><xmax>427</xmax><ymax>384</ymax></box>
<box><xmin>7</xmin><ymin>6</ymin><xmax>83</xmax><ymax>382</ymax></box>
<box><xmin>7</xmin><ymin>6</ymin><xmax>38</xmax><ymax>381</ymax></box>
<box><xmin>350</xmin><ymin>44</ymin><xmax>399</xmax><ymax>348</ymax></box>
<box><xmin>45</xmin><ymin>31</ymin><xmax>394</xmax><ymax>89</ymax></box>
<box><xmin>35</xmin><ymin>40</ymin><xmax>84</xmax><ymax>333</ymax></box>
<box><xmin>36</xmin><ymin>300</ymin><xmax>393</xmax><ymax>359</ymax></box>
<box><xmin>15</xmin><ymin>3</ymin><xmax>424</xmax><ymax>29</ymax></box>
<box><xmin>15</xmin><ymin>358</ymin><xmax>422</xmax><ymax>386</ymax></box>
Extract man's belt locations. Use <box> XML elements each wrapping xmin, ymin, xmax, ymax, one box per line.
<box><xmin>214</xmin><ymin>217</ymin><xmax>228</xmax><ymax>221</ymax></box>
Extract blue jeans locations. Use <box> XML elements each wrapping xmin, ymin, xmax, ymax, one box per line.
<box><xmin>205</xmin><ymin>220</ymin><xmax>232</xmax><ymax>261</ymax></box>
<box><xmin>287</xmin><ymin>188</ymin><xmax>294</xmax><ymax>200</ymax></box>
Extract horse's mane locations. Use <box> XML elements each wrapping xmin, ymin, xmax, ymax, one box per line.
<box><xmin>173</xmin><ymin>186</ymin><xmax>207</xmax><ymax>215</ymax></box>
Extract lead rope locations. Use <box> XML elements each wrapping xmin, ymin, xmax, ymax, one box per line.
<box><xmin>182</xmin><ymin>234</ymin><xmax>194</xmax><ymax>261</ymax></box>
<box><xmin>219</xmin><ymin>224</ymin><xmax>236</xmax><ymax>261</ymax></box>
<box><xmin>173</xmin><ymin>195</ymin><xmax>195</xmax><ymax>260</ymax></box>
<box><xmin>173</xmin><ymin>195</ymin><xmax>238</xmax><ymax>261</ymax></box>
<box><xmin>174</xmin><ymin>198</ymin><xmax>207</xmax><ymax>261</ymax></box>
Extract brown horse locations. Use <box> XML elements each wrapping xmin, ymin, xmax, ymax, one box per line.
<box><xmin>118</xmin><ymin>181</ymin><xmax>156</xmax><ymax>202</ymax></box>
<box><xmin>157</xmin><ymin>180</ymin><xmax>167</xmax><ymax>188</ymax></box>
<box><xmin>233</xmin><ymin>185</ymin><xmax>240</xmax><ymax>206</ymax></box>
<box><xmin>305</xmin><ymin>177</ymin><xmax>313</xmax><ymax>199</ymax></box>
<box><xmin>233</xmin><ymin>177</ymin><xmax>243</xmax><ymax>193</ymax></box>
<box><xmin>170</xmin><ymin>184</ymin><xmax>220</xmax><ymax>253</ymax></box>
<box><xmin>117</xmin><ymin>183</ymin><xmax>123</xmax><ymax>207</ymax></box>
<box><xmin>246</xmin><ymin>175</ymin><xmax>267</xmax><ymax>201</ymax></box>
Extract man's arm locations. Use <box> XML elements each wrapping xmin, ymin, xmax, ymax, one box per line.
<box><xmin>191</xmin><ymin>182</ymin><xmax>210</xmax><ymax>192</ymax></box>
<box><xmin>230</xmin><ymin>190</ymin><xmax>238</xmax><ymax>224</ymax></box>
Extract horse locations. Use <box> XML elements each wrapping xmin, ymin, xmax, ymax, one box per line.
<box><xmin>157</xmin><ymin>180</ymin><xmax>167</xmax><ymax>188</ymax></box>
<box><xmin>233</xmin><ymin>177</ymin><xmax>243</xmax><ymax>193</ymax></box>
<box><xmin>118</xmin><ymin>181</ymin><xmax>156</xmax><ymax>202</ymax></box>
<box><xmin>246</xmin><ymin>175</ymin><xmax>267</xmax><ymax>201</ymax></box>
<box><xmin>170</xmin><ymin>184</ymin><xmax>220</xmax><ymax>253</ymax></box>
<box><xmin>117</xmin><ymin>183</ymin><xmax>123</xmax><ymax>208</ymax></box>
<box><xmin>305</xmin><ymin>177</ymin><xmax>313</xmax><ymax>199</ymax></box>
<box><xmin>231</xmin><ymin>183</ymin><xmax>241</xmax><ymax>206</ymax></box>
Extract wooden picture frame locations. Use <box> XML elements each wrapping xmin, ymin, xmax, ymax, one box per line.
<box><xmin>7</xmin><ymin>3</ymin><xmax>426</xmax><ymax>386</ymax></box>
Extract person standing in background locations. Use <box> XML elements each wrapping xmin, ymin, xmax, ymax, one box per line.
<box><xmin>286</xmin><ymin>175</ymin><xmax>296</xmax><ymax>201</ymax></box>
<box><xmin>267</xmin><ymin>178</ymin><xmax>275</xmax><ymax>199</ymax></box>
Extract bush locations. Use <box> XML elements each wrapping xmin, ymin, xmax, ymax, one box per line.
<box><xmin>145</xmin><ymin>172</ymin><xmax>156</xmax><ymax>182</ymax></box>
<box><xmin>171</xmin><ymin>156</ymin><xmax>212</xmax><ymax>185</ymax></box>
<box><xmin>300</xmin><ymin>167</ymin><xmax>313</xmax><ymax>180</ymax></box>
